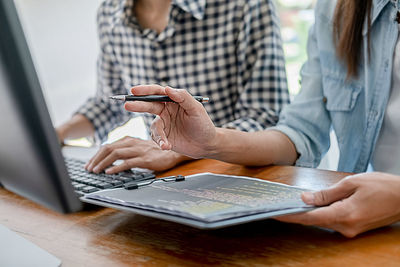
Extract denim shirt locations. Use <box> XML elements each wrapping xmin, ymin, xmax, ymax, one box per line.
<box><xmin>271</xmin><ymin>0</ymin><xmax>399</xmax><ymax>173</ymax></box>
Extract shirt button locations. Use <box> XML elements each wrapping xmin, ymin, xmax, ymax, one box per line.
<box><xmin>322</xmin><ymin>97</ymin><xmax>327</xmax><ymax>103</ymax></box>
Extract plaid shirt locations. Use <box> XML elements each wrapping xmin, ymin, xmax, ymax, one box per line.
<box><xmin>77</xmin><ymin>0</ymin><xmax>289</xmax><ymax>142</ymax></box>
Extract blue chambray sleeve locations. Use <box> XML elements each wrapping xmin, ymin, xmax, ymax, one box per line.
<box><xmin>222</xmin><ymin>0</ymin><xmax>290</xmax><ymax>132</ymax></box>
<box><xmin>268</xmin><ymin>22</ymin><xmax>332</xmax><ymax>168</ymax></box>
<box><xmin>75</xmin><ymin>5</ymin><xmax>131</xmax><ymax>142</ymax></box>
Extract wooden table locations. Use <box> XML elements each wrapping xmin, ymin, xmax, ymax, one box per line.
<box><xmin>1</xmin><ymin>159</ymin><xmax>400</xmax><ymax>266</ymax></box>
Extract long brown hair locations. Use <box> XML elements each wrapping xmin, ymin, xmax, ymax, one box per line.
<box><xmin>333</xmin><ymin>0</ymin><xmax>373</xmax><ymax>78</ymax></box>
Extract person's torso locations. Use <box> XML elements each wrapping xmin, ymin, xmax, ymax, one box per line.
<box><xmin>99</xmin><ymin>0</ymin><xmax>271</xmax><ymax>129</ymax></box>
<box><xmin>313</xmin><ymin>0</ymin><xmax>399</xmax><ymax>172</ymax></box>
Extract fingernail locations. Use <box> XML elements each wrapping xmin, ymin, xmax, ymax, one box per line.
<box><xmin>159</xmin><ymin>140</ymin><xmax>165</xmax><ymax>147</ymax></box>
<box><xmin>93</xmin><ymin>166</ymin><xmax>99</xmax><ymax>173</ymax></box>
<box><xmin>302</xmin><ymin>192</ymin><xmax>315</xmax><ymax>205</ymax></box>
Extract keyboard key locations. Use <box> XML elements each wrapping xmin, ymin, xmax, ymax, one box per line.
<box><xmin>109</xmin><ymin>180</ymin><xmax>124</xmax><ymax>186</ymax></box>
<box><xmin>73</xmin><ymin>183</ymin><xmax>86</xmax><ymax>190</ymax></box>
<box><xmin>89</xmin><ymin>180</ymin><xmax>104</xmax><ymax>187</ymax></box>
<box><xmin>82</xmin><ymin>186</ymin><xmax>99</xmax><ymax>193</ymax></box>
<box><xmin>64</xmin><ymin>157</ymin><xmax>155</xmax><ymax>195</ymax></box>
<box><xmin>97</xmin><ymin>182</ymin><xmax>113</xmax><ymax>189</ymax></box>
<box><xmin>117</xmin><ymin>177</ymin><xmax>133</xmax><ymax>183</ymax></box>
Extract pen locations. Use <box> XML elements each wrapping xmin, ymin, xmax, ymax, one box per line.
<box><xmin>109</xmin><ymin>94</ymin><xmax>209</xmax><ymax>103</ymax></box>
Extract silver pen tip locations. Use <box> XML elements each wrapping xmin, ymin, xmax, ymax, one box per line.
<box><xmin>109</xmin><ymin>95</ymin><xmax>126</xmax><ymax>101</ymax></box>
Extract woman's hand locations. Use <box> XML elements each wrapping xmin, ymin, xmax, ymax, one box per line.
<box><xmin>276</xmin><ymin>172</ymin><xmax>400</xmax><ymax>237</ymax></box>
<box><xmin>85</xmin><ymin>136</ymin><xmax>192</xmax><ymax>173</ymax></box>
<box><xmin>124</xmin><ymin>85</ymin><xmax>217</xmax><ymax>159</ymax></box>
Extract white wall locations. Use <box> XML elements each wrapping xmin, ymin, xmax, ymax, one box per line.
<box><xmin>14</xmin><ymin>0</ymin><xmax>148</xmax><ymax>142</ymax></box>
<box><xmin>14</xmin><ymin>0</ymin><xmax>103</xmax><ymax>126</ymax></box>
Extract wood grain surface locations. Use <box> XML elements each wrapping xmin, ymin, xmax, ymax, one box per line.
<box><xmin>1</xmin><ymin>159</ymin><xmax>399</xmax><ymax>266</ymax></box>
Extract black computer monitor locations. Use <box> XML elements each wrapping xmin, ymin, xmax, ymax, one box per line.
<box><xmin>0</xmin><ymin>0</ymin><xmax>82</xmax><ymax>213</ymax></box>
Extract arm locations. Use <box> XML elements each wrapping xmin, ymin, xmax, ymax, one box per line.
<box><xmin>208</xmin><ymin>128</ymin><xmax>297</xmax><ymax>166</ymax></box>
<box><xmin>269</xmin><ymin>21</ymin><xmax>332</xmax><ymax>168</ymax></box>
<box><xmin>125</xmin><ymin>85</ymin><xmax>297</xmax><ymax>166</ymax></box>
<box><xmin>223</xmin><ymin>0</ymin><xmax>289</xmax><ymax>131</ymax></box>
<box><xmin>56</xmin><ymin>114</ymin><xmax>94</xmax><ymax>142</ymax></box>
<box><xmin>85</xmin><ymin>129</ymin><xmax>294</xmax><ymax>173</ymax></box>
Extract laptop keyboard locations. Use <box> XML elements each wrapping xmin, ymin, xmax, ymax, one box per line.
<box><xmin>65</xmin><ymin>158</ymin><xmax>155</xmax><ymax>196</ymax></box>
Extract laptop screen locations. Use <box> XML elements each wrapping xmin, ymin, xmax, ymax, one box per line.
<box><xmin>0</xmin><ymin>0</ymin><xmax>82</xmax><ymax>213</ymax></box>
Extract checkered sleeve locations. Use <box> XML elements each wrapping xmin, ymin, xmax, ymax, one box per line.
<box><xmin>75</xmin><ymin>4</ymin><xmax>131</xmax><ymax>142</ymax></box>
<box><xmin>222</xmin><ymin>0</ymin><xmax>290</xmax><ymax>132</ymax></box>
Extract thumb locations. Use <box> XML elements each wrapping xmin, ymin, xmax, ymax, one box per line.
<box><xmin>302</xmin><ymin>176</ymin><xmax>358</xmax><ymax>206</ymax></box>
<box><xmin>150</xmin><ymin>116</ymin><xmax>172</xmax><ymax>150</ymax></box>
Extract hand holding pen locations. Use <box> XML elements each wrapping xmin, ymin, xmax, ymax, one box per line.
<box><xmin>121</xmin><ymin>85</ymin><xmax>217</xmax><ymax>159</ymax></box>
<box><xmin>110</xmin><ymin>94</ymin><xmax>209</xmax><ymax>103</ymax></box>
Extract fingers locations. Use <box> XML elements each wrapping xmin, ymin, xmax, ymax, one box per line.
<box><xmin>150</xmin><ymin>116</ymin><xmax>171</xmax><ymax>150</ymax></box>
<box><xmin>276</xmin><ymin>199</ymin><xmax>349</xmax><ymax>226</ymax></box>
<box><xmin>105</xmin><ymin>161</ymin><xmax>136</xmax><ymax>174</ymax></box>
<box><xmin>85</xmin><ymin>138</ymin><xmax>134</xmax><ymax>172</ymax></box>
<box><xmin>126</xmin><ymin>84</ymin><xmax>169</xmax><ymax>115</ymax></box>
<box><xmin>276</xmin><ymin>200</ymin><xmax>366</xmax><ymax>238</ymax></box>
<box><xmin>276</xmin><ymin>176</ymin><xmax>363</xmax><ymax>237</ymax></box>
<box><xmin>105</xmin><ymin>158</ymin><xmax>146</xmax><ymax>174</ymax></box>
<box><xmin>165</xmin><ymin>87</ymin><xmax>203</xmax><ymax>114</ymax></box>
<box><xmin>131</xmin><ymin>84</ymin><xmax>166</xmax><ymax>95</ymax></box>
<box><xmin>92</xmin><ymin>147</ymin><xmax>138</xmax><ymax>173</ymax></box>
<box><xmin>124</xmin><ymin>101</ymin><xmax>165</xmax><ymax>116</ymax></box>
<box><xmin>276</xmin><ymin>206</ymin><xmax>336</xmax><ymax>226</ymax></box>
<box><xmin>301</xmin><ymin>176</ymin><xmax>359</xmax><ymax>206</ymax></box>
<box><xmin>127</xmin><ymin>85</ymin><xmax>203</xmax><ymax>116</ymax></box>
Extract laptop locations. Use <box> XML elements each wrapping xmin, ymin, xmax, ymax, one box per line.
<box><xmin>0</xmin><ymin>0</ymin><xmax>153</xmax><ymax>213</ymax></box>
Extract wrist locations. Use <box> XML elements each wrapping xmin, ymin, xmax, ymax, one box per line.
<box><xmin>157</xmin><ymin>151</ymin><xmax>193</xmax><ymax>171</ymax></box>
<box><xmin>170</xmin><ymin>151</ymin><xmax>193</xmax><ymax>163</ymax></box>
<box><xmin>58</xmin><ymin>114</ymin><xmax>95</xmax><ymax>141</ymax></box>
<box><xmin>204</xmin><ymin>127</ymin><xmax>224</xmax><ymax>158</ymax></box>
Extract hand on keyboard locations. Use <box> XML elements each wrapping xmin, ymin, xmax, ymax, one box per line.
<box><xmin>84</xmin><ymin>137</ymin><xmax>191</xmax><ymax>173</ymax></box>
<box><xmin>65</xmin><ymin>158</ymin><xmax>155</xmax><ymax>196</ymax></box>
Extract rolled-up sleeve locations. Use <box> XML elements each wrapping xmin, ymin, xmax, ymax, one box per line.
<box><xmin>269</xmin><ymin>23</ymin><xmax>332</xmax><ymax>167</ymax></box>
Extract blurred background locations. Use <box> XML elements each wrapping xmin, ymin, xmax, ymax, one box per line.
<box><xmin>15</xmin><ymin>0</ymin><xmax>148</xmax><ymax>143</ymax></box>
<box><xmin>276</xmin><ymin>0</ymin><xmax>316</xmax><ymax>95</ymax></box>
<box><xmin>14</xmin><ymin>0</ymin><xmax>337</xmax><ymax>169</ymax></box>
